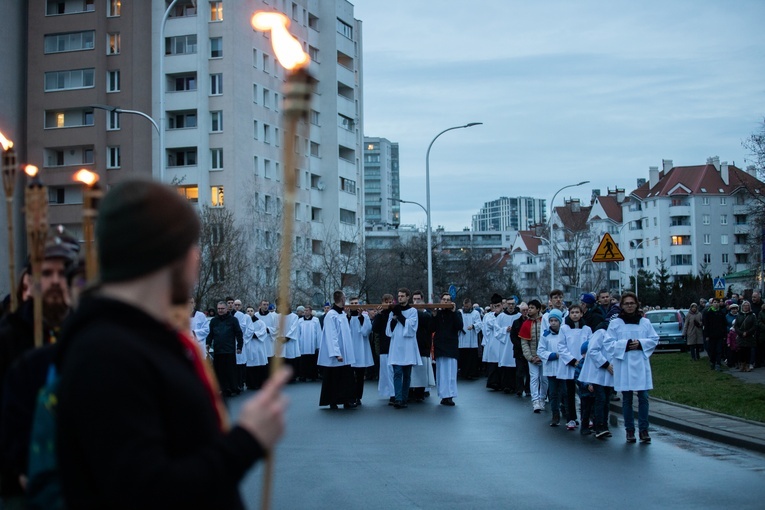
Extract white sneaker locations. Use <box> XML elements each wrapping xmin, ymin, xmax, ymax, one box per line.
<box><xmin>532</xmin><ymin>400</ymin><xmax>541</xmax><ymax>413</ymax></box>
<box><xmin>566</xmin><ymin>420</ymin><xmax>576</xmax><ymax>430</ymax></box>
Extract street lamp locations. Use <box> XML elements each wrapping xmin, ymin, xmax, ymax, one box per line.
<box><xmin>389</xmin><ymin>197</ymin><xmax>427</xmax><ymax>215</ymax></box>
<box><xmin>91</xmin><ymin>104</ymin><xmax>161</xmax><ymax>175</ymax></box>
<box><xmin>618</xmin><ymin>216</ymin><xmax>647</xmax><ymax>296</ymax></box>
<box><xmin>425</xmin><ymin>122</ymin><xmax>482</xmax><ymax>302</ymax></box>
<box><xmin>632</xmin><ymin>238</ymin><xmax>647</xmax><ymax>302</ymax></box>
<box><xmin>548</xmin><ymin>180</ymin><xmax>589</xmax><ymax>293</ymax></box>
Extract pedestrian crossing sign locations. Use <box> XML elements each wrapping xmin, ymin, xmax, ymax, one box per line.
<box><xmin>713</xmin><ymin>277</ymin><xmax>725</xmax><ymax>290</ymax></box>
<box><xmin>591</xmin><ymin>233</ymin><xmax>624</xmax><ymax>263</ymax></box>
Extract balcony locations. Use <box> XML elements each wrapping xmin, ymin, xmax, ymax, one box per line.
<box><xmin>733</xmin><ymin>204</ymin><xmax>750</xmax><ymax>215</ymax></box>
<box><xmin>668</xmin><ymin>205</ymin><xmax>691</xmax><ymax>216</ymax></box>
<box><xmin>734</xmin><ymin>244</ymin><xmax>749</xmax><ymax>254</ymax></box>
<box><xmin>734</xmin><ymin>224</ymin><xmax>750</xmax><ymax>234</ymax></box>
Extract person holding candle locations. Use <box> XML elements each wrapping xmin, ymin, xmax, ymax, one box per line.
<box><xmin>55</xmin><ymin>180</ymin><xmax>289</xmax><ymax>508</ymax></box>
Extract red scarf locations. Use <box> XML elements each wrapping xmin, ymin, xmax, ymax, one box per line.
<box><xmin>176</xmin><ymin>330</ymin><xmax>229</xmax><ymax>431</ymax></box>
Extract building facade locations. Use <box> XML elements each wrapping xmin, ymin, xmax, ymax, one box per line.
<box><xmin>472</xmin><ymin>196</ymin><xmax>546</xmax><ymax>232</ymax></box>
<box><xmin>363</xmin><ymin>136</ymin><xmax>399</xmax><ymax>228</ymax></box>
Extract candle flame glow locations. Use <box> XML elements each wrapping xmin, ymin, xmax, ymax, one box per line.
<box><xmin>73</xmin><ymin>168</ymin><xmax>99</xmax><ymax>186</ymax></box>
<box><xmin>24</xmin><ymin>165</ymin><xmax>39</xmax><ymax>178</ymax></box>
<box><xmin>0</xmin><ymin>131</ymin><xmax>13</xmax><ymax>151</ymax></box>
<box><xmin>251</xmin><ymin>12</ymin><xmax>309</xmax><ymax>70</ymax></box>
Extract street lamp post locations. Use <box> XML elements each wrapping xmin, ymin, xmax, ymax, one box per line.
<box><xmin>548</xmin><ymin>181</ymin><xmax>589</xmax><ymax>293</ymax></box>
<box><xmin>618</xmin><ymin>216</ymin><xmax>648</xmax><ymax>296</ymax></box>
<box><xmin>91</xmin><ymin>105</ymin><xmax>161</xmax><ymax>175</ymax></box>
<box><xmin>632</xmin><ymin>239</ymin><xmax>647</xmax><ymax>302</ymax></box>
<box><xmin>425</xmin><ymin>122</ymin><xmax>482</xmax><ymax>303</ymax></box>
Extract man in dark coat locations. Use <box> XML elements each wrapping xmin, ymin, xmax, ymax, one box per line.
<box><xmin>702</xmin><ymin>297</ymin><xmax>729</xmax><ymax>371</ymax></box>
<box><xmin>57</xmin><ymin>180</ymin><xmax>289</xmax><ymax>509</ymax></box>
<box><xmin>433</xmin><ymin>293</ymin><xmax>463</xmax><ymax>406</ymax></box>
<box><xmin>207</xmin><ymin>300</ymin><xmax>244</xmax><ymax>396</ymax></box>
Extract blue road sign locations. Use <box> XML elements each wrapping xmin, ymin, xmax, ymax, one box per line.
<box><xmin>713</xmin><ymin>277</ymin><xmax>726</xmax><ymax>290</ymax></box>
<box><xmin>448</xmin><ymin>285</ymin><xmax>457</xmax><ymax>300</ymax></box>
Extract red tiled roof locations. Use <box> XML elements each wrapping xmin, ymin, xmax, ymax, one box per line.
<box><xmin>630</xmin><ymin>164</ymin><xmax>763</xmax><ymax>199</ymax></box>
<box><xmin>594</xmin><ymin>195</ymin><xmax>623</xmax><ymax>223</ymax></box>
<box><xmin>515</xmin><ymin>230</ymin><xmax>541</xmax><ymax>255</ymax></box>
<box><xmin>554</xmin><ymin>204</ymin><xmax>591</xmax><ymax>232</ymax></box>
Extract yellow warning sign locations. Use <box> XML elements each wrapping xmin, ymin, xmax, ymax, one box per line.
<box><xmin>715</xmin><ymin>290</ymin><xmax>725</xmax><ymax>299</ymax></box>
<box><xmin>592</xmin><ymin>233</ymin><xmax>624</xmax><ymax>263</ymax></box>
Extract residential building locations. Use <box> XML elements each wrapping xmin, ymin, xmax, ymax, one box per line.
<box><xmin>472</xmin><ymin>196</ymin><xmax>546</xmax><ymax>231</ymax></box>
<box><xmin>363</xmin><ymin>136</ymin><xmax>399</xmax><ymax>228</ymax></box>
<box><xmin>510</xmin><ymin>229</ymin><xmax>547</xmax><ymax>300</ymax></box>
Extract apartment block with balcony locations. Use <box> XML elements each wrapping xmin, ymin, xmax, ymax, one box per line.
<box><xmin>472</xmin><ymin>196</ymin><xmax>546</xmax><ymax>232</ymax></box>
<box><xmin>363</xmin><ymin>136</ymin><xmax>399</xmax><ymax>229</ymax></box>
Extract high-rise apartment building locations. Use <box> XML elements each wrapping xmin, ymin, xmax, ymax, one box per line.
<box><xmin>14</xmin><ymin>0</ymin><xmax>364</xmax><ymax>305</ymax></box>
<box><xmin>363</xmin><ymin>136</ymin><xmax>399</xmax><ymax>228</ymax></box>
<box><xmin>472</xmin><ymin>196</ymin><xmax>546</xmax><ymax>231</ymax></box>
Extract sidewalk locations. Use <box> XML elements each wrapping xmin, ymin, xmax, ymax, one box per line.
<box><xmin>609</xmin><ymin>366</ymin><xmax>765</xmax><ymax>453</ymax></box>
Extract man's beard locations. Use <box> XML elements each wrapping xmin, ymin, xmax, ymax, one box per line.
<box><xmin>170</xmin><ymin>260</ymin><xmax>191</xmax><ymax>306</ymax></box>
<box><xmin>42</xmin><ymin>287</ymin><xmax>70</xmax><ymax>327</ymax></box>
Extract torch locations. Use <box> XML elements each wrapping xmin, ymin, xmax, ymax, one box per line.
<box><xmin>24</xmin><ymin>165</ymin><xmax>48</xmax><ymax>348</ymax></box>
<box><xmin>1</xmin><ymin>131</ymin><xmax>18</xmax><ymax>312</ymax></box>
<box><xmin>251</xmin><ymin>11</ymin><xmax>311</xmax><ymax>510</ymax></box>
<box><xmin>73</xmin><ymin>169</ymin><xmax>102</xmax><ymax>283</ymax></box>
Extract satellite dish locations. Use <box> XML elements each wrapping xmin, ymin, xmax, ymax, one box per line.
<box><xmin>317</xmin><ymin>179</ymin><xmax>325</xmax><ymax>190</ymax></box>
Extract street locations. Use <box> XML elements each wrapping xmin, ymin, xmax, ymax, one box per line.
<box><xmin>230</xmin><ymin>379</ymin><xmax>765</xmax><ymax>509</ymax></box>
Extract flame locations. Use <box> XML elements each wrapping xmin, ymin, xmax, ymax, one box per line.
<box><xmin>0</xmin><ymin>131</ymin><xmax>13</xmax><ymax>151</ymax></box>
<box><xmin>73</xmin><ymin>168</ymin><xmax>99</xmax><ymax>186</ymax></box>
<box><xmin>24</xmin><ymin>165</ymin><xmax>39</xmax><ymax>178</ymax></box>
<box><xmin>251</xmin><ymin>11</ymin><xmax>309</xmax><ymax>70</ymax></box>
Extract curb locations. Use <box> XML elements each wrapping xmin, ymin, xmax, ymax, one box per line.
<box><xmin>609</xmin><ymin>397</ymin><xmax>765</xmax><ymax>454</ymax></box>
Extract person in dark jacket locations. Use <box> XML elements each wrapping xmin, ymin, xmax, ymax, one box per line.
<box><xmin>703</xmin><ymin>297</ymin><xmax>729</xmax><ymax>371</ymax></box>
<box><xmin>580</xmin><ymin>293</ymin><xmax>605</xmax><ymax>331</ymax></box>
<box><xmin>207</xmin><ymin>300</ymin><xmax>245</xmax><ymax>396</ymax></box>
<box><xmin>57</xmin><ymin>180</ymin><xmax>289</xmax><ymax>510</ymax></box>
<box><xmin>433</xmin><ymin>293</ymin><xmax>463</xmax><ymax>406</ymax></box>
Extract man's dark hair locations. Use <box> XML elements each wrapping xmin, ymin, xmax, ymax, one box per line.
<box><xmin>441</xmin><ymin>292</ymin><xmax>451</xmax><ymax>300</ymax></box>
<box><xmin>412</xmin><ymin>290</ymin><xmax>424</xmax><ymax>299</ymax></box>
<box><xmin>398</xmin><ymin>288</ymin><xmax>411</xmax><ymax>297</ymax></box>
<box><xmin>568</xmin><ymin>304</ymin><xmax>582</xmax><ymax>313</ymax></box>
<box><xmin>332</xmin><ymin>290</ymin><xmax>345</xmax><ymax>305</ymax></box>
<box><xmin>549</xmin><ymin>289</ymin><xmax>563</xmax><ymax>298</ymax></box>
<box><xmin>463</xmin><ymin>298</ymin><xmax>472</xmax><ymax>305</ymax></box>
<box><xmin>598</xmin><ymin>289</ymin><xmax>610</xmax><ymax>297</ymax></box>
<box><xmin>528</xmin><ymin>299</ymin><xmax>543</xmax><ymax>309</ymax></box>
<box><xmin>225</xmin><ymin>296</ymin><xmax>234</xmax><ymax>302</ymax></box>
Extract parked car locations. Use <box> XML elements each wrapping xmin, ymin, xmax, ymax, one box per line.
<box><xmin>644</xmin><ymin>309</ymin><xmax>687</xmax><ymax>351</ymax></box>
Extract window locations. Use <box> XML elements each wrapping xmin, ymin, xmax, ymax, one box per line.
<box><xmin>46</xmin><ymin>0</ymin><xmax>94</xmax><ymax>15</ymax></box>
<box><xmin>107</xmin><ymin>33</ymin><xmax>120</xmax><ymax>55</ymax></box>
<box><xmin>338</xmin><ymin>114</ymin><xmax>355</xmax><ymax>131</ymax></box>
<box><xmin>721</xmin><ymin>234</ymin><xmax>728</xmax><ymax>245</ymax></box>
<box><xmin>722</xmin><ymin>253</ymin><xmax>729</xmax><ymax>264</ymax></box>
<box><xmin>252</xmin><ymin>84</ymin><xmax>258</xmax><ymax>103</ymax></box>
<box><xmin>702</xmin><ymin>253</ymin><xmax>711</xmax><ymax>264</ymax></box>
<box><xmin>702</xmin><ymin>197</ymin><xmax>710</xmax><ymax>205</ymax></box>
<box><xmin>336</xmin><ymin>18</ymin><xmax>353</xmax><ymax>39</ymax></box>
<box><xmin>263</xmin><ymin>54</ymin><xmax>270</xmax><ymax>73</ymax></box>
<box><xmin>210</xmin><ymin>73</ymin><xmax>222</xmax><ymax>95</ymax></box>
<box><xmin>44</xmin><ymin>108</ymin><xmax>94</xmax><ymax>129</ymax></box>
<box><xmin>211</xmin><ymin>186</ymin><xmax>225</xmax><ymax>207</ymax></box>
<box><xmin>107</xmin><ymin>0</ymin><xmax>121</xmax><ymax>16</ymax></box>
<box><xmin>310</xmin><ymin>141</ymin><xmax>320</xmax><ymax>157</ymax></box>
<box><xmin>44</xmin><ymin>69</ymin><xmax>95</xmax><ymax>92</ymax></box>
<box><xmin>338</xmin><ymin>145</ymin><xmax>355</xmax><ymax>161</ymax></box>
<box><xmin>337</xmin><ymin>50</ymin><xmax>353</xmax><ymax>68</ymax></box>
<box><xmin>253</xmin><ymin>120</ymin><xmax>258</xmax><ymax>139</ymax></box>
<box><xmin>167</xmin><ymin>73</ymin><xmax>197</xmax><ymax>92</ymax></box>
<box><xmin>263</xmin><ymin>88</ymin><xmax>270</xmax><ymax>107</ymax></box>
<box><xmin>736</xmin><ymin>253</ymin><xmax>749</xmax><ymax>264</ymax></box>
<box><xmin>264</xmin><ymin>159</ymin><xmax>271</xmax><ymax>179</ymax></box>
<box><xmin>720</xmin><ymin>214</ymin><xmax>728</xmax><ymax>225</ymax></box>
<box><xmin>253</xmin><ymin>156</ymin><xmax>258</xmax><ymax>175</ymax></box>
<box><xmin>311</xmin><ymin>207</ymin><xmax>322</xmax><ymax>222</ymax></box>
<box><xmin>211</xmin><ymin>224</ymin><xmax>224</xmax><ymax>245</ymax></box>
<box><xmin>44</xmin><ymin>31</ymin><xmax>95</xmax><ymax>54</ymax></box>
<box><xmin>177</xmin><ymin>185</ymin><xmax>199</xmax><ymax>203</ymax></box>
<box><xmin>703</xmin><ymin>234</ymin><xmax>711</xmax><ymax>244</ymax></box>
<box><xmin>275</xmin><ymin>127</ymin><xmax>280</xmax><ymax>147</ymax></box>
<box><xmin>48</xmin><ymin>187</ymin><xmax>66</xmax><ymax>205</ymax></box>
<box><xmin>106</xmin><ymin>146</ymin><xmax>120</xmax><ymax>169</ymax></box>
<box><xmin>210</xmin><ymin>37</ymin><xmax>222</xmax><ymax>58</ymax></box>
<box><xmin>264</xmin><ymin>195</ymin><xmax>272</xmax><ymax>214</ymax></box>
<box><xmin>671</xmin><ymin>235</ymin><xmax>691</xmax><ymax>246</ymax></box>
<box><xmin>106</xmin><ymin>70</ymin><xmax>120</xmax><ymax>92</ymax></box>
<box><xmin>263</xmin><ymin>124</ymin><xmax>271</xmax><ymax>144</ymax></box>
<box><xmin>168</xmin><ymin>110</ymin><xmax>197</xmax><ymax>129</ymax></box>
<box><xmin>702</xmin><ymin>214</ymin><xmax>710</xmax><ymax>225</ymax></box>
<box><xmin>338</xmin><ymin>82</ymin><xmax>354</xmax><ymax>100</ymax></box>
<box><xmin>210</xmin><ymin>111</ymin><xmax>223</xmax><ymax>132</ymax></box>
<box><xmin>310</xmin><ymin>110</ymin><xmax>320</xmax><ymax>126</ymax></box>
<box><xmin>252</xmin><ymin>49</ymin><xmax>258</xmax><ymax>67</ymax></box>
<box><xmin>210</xmin><ymin>149</ymin><xmax>223</xmax><ymax>170</ymax></box>
<box><xmin>107</xmin><ymin>110</ymin><xmax>120</xmax><ymax>131</ymax></box>
<box><xmin>308</xmin><ymin>13</ymin><xmax>319</xmax><ymax>30</ymax></box>
<box><xmin>308</xmin><ymin>46</ymin><xmax>319</xmax><ymax>62</ymax></box>
<box><xmin>211</xmin><ymin>262</ymin><xmax>225</xmax><ymax>283</ymax></box>
<box><xmin>734</xmin><ymin>214</ymin><xmax>747</xmax><ymax>225</ymax></box>
<box><xmin>167</xmin><ymin>148</ymin><xmax>197</xmax><ymax>167</ymax></box>
<box><xmin>165</xmin><ymin>35</ymin><xmax>197</xmax><ymax>55</ymax></box>
<box><xmin>210</xmin><ymin>1</ymin><xmax>223</xmax><ymax>21</ymax></box>
<box><xmin>312</xmin><ymin>240</ymin><xmax>323</xmax><ymax>254</ymax></box>
<box><xmin>340</xmin><ymin>177</ymin><xmax>356</xmax><ymax>194</ymax></box>
<box><xmin>340</xmin><ymin>208</ymin><xmax>356</xmax><ymax>224</ymax></box>
<box><xmin>720</xmin><ymin>197</ymin><xmax>727</xmax><ymax>205</ymax></box>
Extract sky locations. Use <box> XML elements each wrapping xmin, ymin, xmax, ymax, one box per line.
<box><xmin>350</xmin><ymin>0</ymin><xmax>765</xmax><ymax>231</ymax></box>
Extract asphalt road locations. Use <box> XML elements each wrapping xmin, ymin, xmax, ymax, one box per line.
<box><xmin>229</xmin><ymin>379</ymin><xmax>765</xmax><ymax>510</ymax></box>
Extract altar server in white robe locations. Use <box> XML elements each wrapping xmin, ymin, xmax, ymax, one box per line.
<box><xmin>578</xmin><ymin>327</ymin><xmax>614</xmax><ymax>438</ymax></box>
<box><xmin>190</xmin><ymin>297</ymin><xmax>209</xmax><ymax>358</ymax></box>
<box><xmin>604</xmin><ymin>292</ymin><xmax>658</xmax><ymax>444</ymax></box>
<box><xmin>482</xmin><ymin>294</ymin><xmax>503</xmax><ymax>390</ymax></box>
<box><xmin>348</xmin><ymin>297</ymin><xmax>374</xmax><ymax>405</ymax></box>
<box><xmin>458</xmin><ymin>298</ymin><xmax>482</xmax><ymax>380</ymax></box>
<box><xmin>256</xmin><ymin>299</ymin><xmax>278</xmax><ymax>362</ymax></box>
<box><xmin>232</xmin><ymin>300</ymin><xmax>253</xmax><ymax>392</ymax></box>
<box><xmin>537</xmin><ymin>309</ymin><xmax>565</xmax><ymax>426</ymax></box>
<box><xmin>386</xmin><ymin>288</ymin><xmax>420</xmax><ymax>408</ymax></box>
<box><xmin>276</xmin><ymin>306</ymin><xmax>301</xmax><ymax>381</ymax></box>
<box><xmin>244</xmin><ymin>306</ymin><xmax>269</xmax><ymax>390</ymax></box>
<box><xmin>557</xmin><ymin>304</ymin><xmax>592</xmax><ymax>430</ymax></box>
<box><xmin>497</xmin><ymin>297</ymin><xmax>522</xmax><ymax>393</ymax></box>
<box><xmin>317</xmin><ymin>290</ymin><xmax>357</xmax><ymax>409</ymax></box>
<box><xmin>297</xmin><ymin>305</ymin><xmax>321</xmax><ymax>381</ymax></box>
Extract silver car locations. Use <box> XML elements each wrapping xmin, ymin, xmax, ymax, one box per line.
<box><xmin>644</xmin><ymin>309</ymin><xmax>687</xmax><ymax>351</ymax></box>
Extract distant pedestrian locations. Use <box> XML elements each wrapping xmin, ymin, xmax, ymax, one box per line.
<box><xmin>733</xmin><ymin>301</ymin><xmax>757</xmax><ymax>372</ymax></box>
<box><xmin>682</xmin><ymin>303</ymin><xmax>704</xmax><ymax>361</ymax></box>
<box><xmin>519</xmin><ymin>299</ymin><xmax>546</xmax><ymax>413</ymax></box>
<box><xmin>702</xmin><ymin>298</ymin><xmax>728</xmax><ymax>371</ymax></box>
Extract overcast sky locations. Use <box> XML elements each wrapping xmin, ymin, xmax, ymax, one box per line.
<box><xmin>350</xmin><ymin>0</ymin><xmax>765</xmax><ymax>231</ymax></box>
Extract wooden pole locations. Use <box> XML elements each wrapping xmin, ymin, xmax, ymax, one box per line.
<box><xmin>2</xmin><ymin>146</ymin><xmax>18</xmax><ymax>312</ymax></box>
<box><xmin>25</xmin><ymin>173</ymin><xmax>48</xmax><ymax>348</ymax></box>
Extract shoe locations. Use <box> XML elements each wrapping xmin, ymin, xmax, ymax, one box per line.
<box><xmin>329</xmin><ymin>404</ymin><xmax>339</xmax><ymax>410</ymax></box>
<box><xmin>533</xmin><ymin>400</ymin><xmax>542</xmax><ymax>413</ymax></box>
<box><xmin>566</xmin><ymin>420</ymin><xmax>577</xmax><ymax>430</ymax></box>
<box><xmin>580</xmin><ymin>428</ymin><xmax>592</xmax><ymax>436</ymax></box>
<box><xmin>550</xmin><ymin>414</ymin><xmax>560</xmax><ymax>427</ymax></box>
<box><xmin>639</xmin><ymin>430</ymin><xmax>651</xmax><ymax>443</ymax></box>
<box><xmin>393</xmin><ymin>400</ymin><xmax>403</xmax><ymax>409</ymax></box>
<box><xmin>441</xmin><ymin>398</ymin><xmax>456</xmax><ymax>406</ymax></box>
<box><xmin>356</xmin><ymin>399</ymin><xmax>363</xmax><ymax>406</ymax></box>
<box><xmin>715</xmin><ymin>364</ymin><xmax>722</xmax><ymax>372</ymax></box>
<box><xmin>605</xmin><ymin>429</ymin><xmax>613</xmax><ymax>437</ymax></box>
<box><xmin>343</xmin><ymin>402</ymin><xmax>357</xmax><ymax>409</ymax></box>
<box><xmin>595</xmin><ymin>429</ymin><xmax>609</xmax><ymax>439</ymax></box>
<box><xmin>626</xmin><ymin>430</ymin><xmax>636</xmax><ymax>443</ymax></box>
<box><xmin>388</xmin><ymin>397</ymin><xmax>396</xmax><ymax>406</ymax></box>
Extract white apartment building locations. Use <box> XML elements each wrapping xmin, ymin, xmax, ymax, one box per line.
<box><xmin>363</xmin><ymin>136</ymin><xmax>399</xmax><ymax>229</ymax></box>
<box><xmin>620</xmin><ymin>158</ymin><xmax>763</xmax><ymax>289</ymax></box>
<box><xmin>472</xmin><ymin>196</ymin><xmax>546</xmax><ymax>232</ymax></box>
